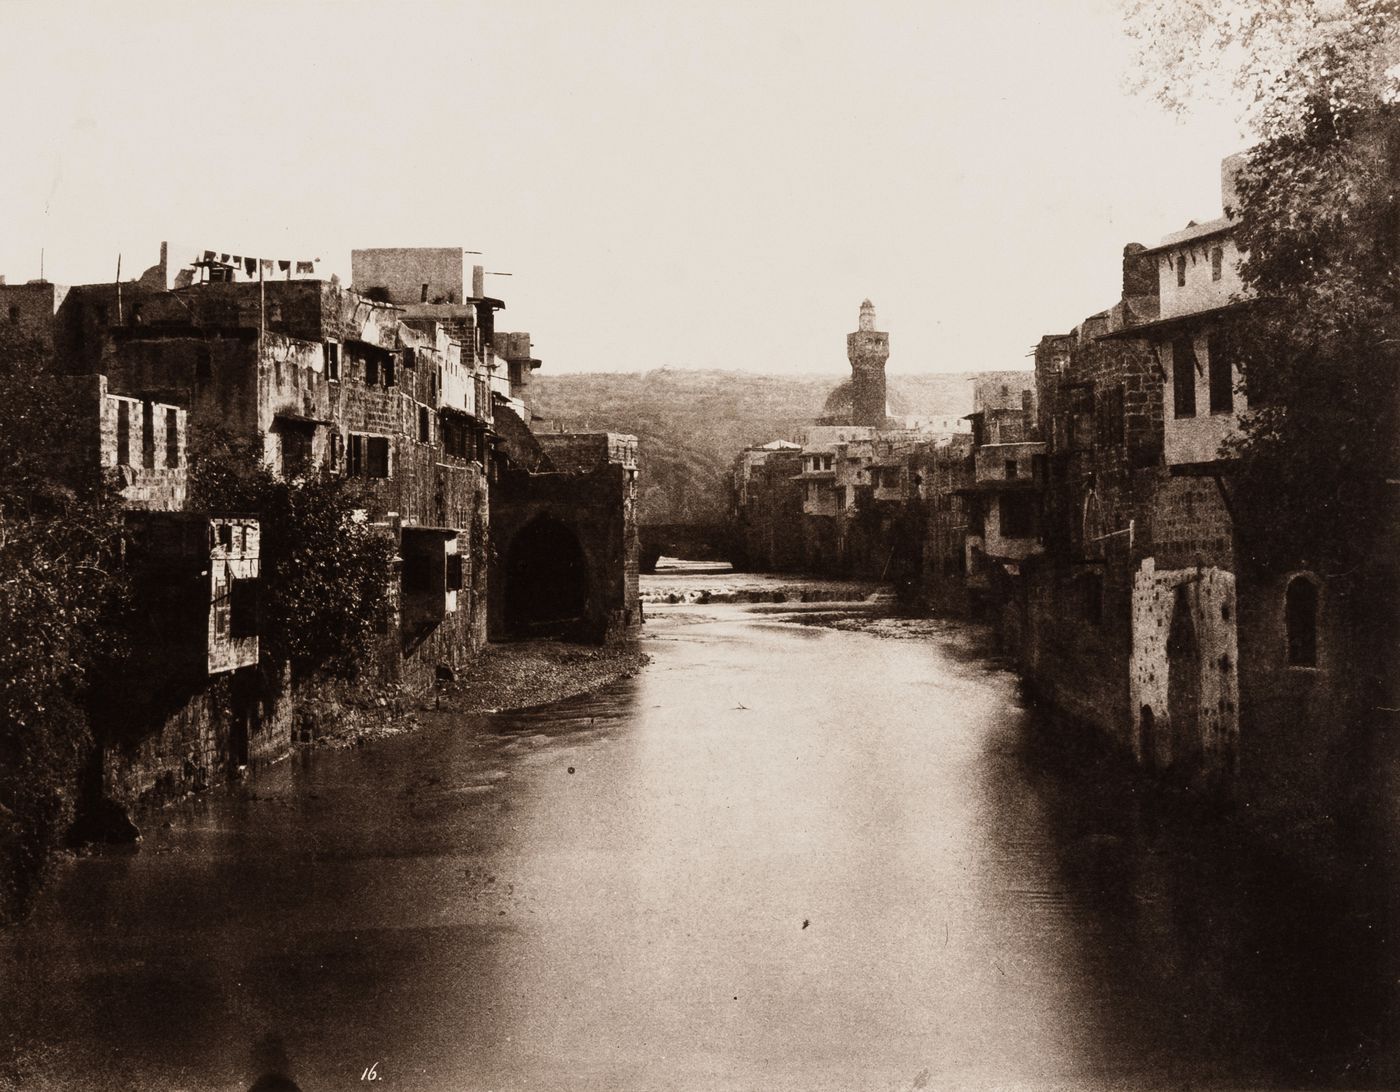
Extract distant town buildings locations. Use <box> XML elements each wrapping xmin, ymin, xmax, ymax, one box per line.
<box><xmin>733</xmin><ymin>299</ymin><xmax>972</xmax><ymax>575</ymax></box>
<box><xmin>731</xmin><ymin>149</ymin><xmax>1397</xmax><ymax>833</ymax></box>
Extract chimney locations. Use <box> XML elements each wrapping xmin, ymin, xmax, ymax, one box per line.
<box><xmin>1121</xmin><ymin>242</ymin><xmax>1157</xmax><ymax>299</ymax></box>
<box><xmin>1220</xmin><ymin>151</ymin><xmax>1248</xmax><ymax>215</ymax></box>
<box><xmin>472</xmin><ymin>264</ymin><xmax>485</xmax><ymax>298</ymax></box>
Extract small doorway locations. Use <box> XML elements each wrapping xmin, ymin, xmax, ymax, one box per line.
<box><xmin>1166</xmin><ymin>584</ymin><xmax>1202</xmax><ymax>777</ymax></box>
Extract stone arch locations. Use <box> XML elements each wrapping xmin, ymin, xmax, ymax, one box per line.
<box><xmin>503</xmin><ymin>515</ymin><xmax>589</xmax><ymax>638</ymax></box>
<box><xmin>1285</xmin><ymin>572</ymin><xmax>1320</xmax><ymax>667</ymax></box>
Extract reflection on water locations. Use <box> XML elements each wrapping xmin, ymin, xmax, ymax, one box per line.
<box><xmin>1</xmin><ymin>591</ymin><xmax>1396</xmax><ymax>1090</ymax></box>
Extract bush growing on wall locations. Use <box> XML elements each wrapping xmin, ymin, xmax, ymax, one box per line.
<box><xmin>189</xmin><ymin>434</ymin><xmax>395</xmax><ymax>682</ymax></box>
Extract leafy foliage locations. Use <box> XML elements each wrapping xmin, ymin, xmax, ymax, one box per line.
<box><xmin>189</xmin><ymin>435</ymin><xmax>394</xmax><ymax>680</ymax></box>
<box><xmin>1124</xmin><ymin>0</ymin><xmax>1400</xmax><ymax>135</ymax></box>
<box><xmin>1127</xmin><ymin>1</ymin><xmax>1400</xmax><ymax>574</ymax></box>
<box><xmin>0</xmin><ymin>332</ymin><xmax>127</xmax><ymax>920</ymax></box>
<box><xmin>1225</xmin><ymin>107</ymin><xmax>1400</xmax><ymax>572</ymax></box>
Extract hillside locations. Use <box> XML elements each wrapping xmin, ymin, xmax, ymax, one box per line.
<box><xmin>527</xmin><ymin>368</ymin><xmax>1016</xmax><ymax>525</ymax></box>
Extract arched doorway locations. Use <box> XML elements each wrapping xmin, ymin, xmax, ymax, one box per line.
<box><xmin>1166</xmin><ymin>584</ymin><xmax>1202</xmax><ymax>777</ymax></box>
<box><xmin>504</xmin><ymin>516</ymin><xmax>589</xmax><ymax>638</ymax></box>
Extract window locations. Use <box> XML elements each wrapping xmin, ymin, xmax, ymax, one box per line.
<box><xmin>420</xmin><ymin>283</ymin><xmax>429</xmax><ymax>303</ymax></box>
<box><xmin>366</xmin><ymin>354</ymin><xmax>380</xmax><ymax>386</ymax></box>
<box><xmin>164</xmin><ymin>408</ymin><xmax>179</xmax><ymax>468</ymax></box>
<box><xmin>325</xmin><ymin>342</ymin><xmax>340</xmax><ymax>381</ymax></box>
<box><xmin>418</xmin><ymin>405</ymin><xmax>430</xmax><ymax>443</ymax></box>
<box><xmin>141</xmin><ymin>401</ymin><xmax>155</xmax><ymax>469</ymax></box>
<box><xmin>1095</xmin><ymin>385</ymin><xmax>1125</xmax><ymax>448</ymax></box>
<box><xmin>229</xmin><ymin>578</ymin><xmax>260</xmax><ymax>639</ymax></box>
<box><xmin>446</xmin><ymin>553</ymin><xmax>464</xmax><ymax>592</ymax></box>
<box><xmin>1005</xmin><ymin>460</ymin><xmax>1018</xmax><ymax>479</ymax></box>
<box><xmin>368</xmin><ymin>436</ymin><xmax>389</xmax><ymax>478</ymax></box>
<box><xmin>116</xmin><ymin>400</ymin><xmax>131</xmax><ymax>466</ymax></box>
<box><xmin>214</xmin><ymin>577</ymin><xmax>228</xmax><ymax>636</ymax></box>
<box><xmin>1211</xmin><ymin>246</ymin><xmax>1223</xmax><ymax>281</ymax></box>
<box><xmin>1176</xmin><ymin>254</ymin><xmax>1187</xmax><ymax>287</ymax></box>
<box><xmin>384</xmin><ymin>354</ymin><xmax>396</xmax><ymax>387</ymax></box>
<box><xmin>1207</xmin><ymin>331</ymin><xmax>1233</xmax><ymax>415</ymax></box>
<box><xmin>348</xmin><ymin>434</ymin><xmax>390</xmax><ymax>479</ymax></box>
<box><xmin>442</xmin><ymin>415</ymin><xmax>469</xmax><ymax>459</ymax></box>
<box><xmin>1069</xmin><ymin>387</ymin><xmax>1096</xmax><ymax>449</ymax></box>
<box><xmin>1172</xmin><ymin>336</ymin><xmax>1197</xmax><ymax>418</ymax></box>
<box><xmin>1286</xmin><ymin>576</ymin><xmax>1319</xmax><ymax>666</ymax></box>
<box><xmin>281</xmin><ymin>425</ymin><xmax>314</xmax><ymax>478</ymax></box>
<box><xmin>7</xmin><ymin>305</ymin><xmax>18</xmax><ymax>324</ymax></box>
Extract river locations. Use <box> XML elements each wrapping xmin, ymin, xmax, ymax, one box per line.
<box><xmin>2</xmin><ymin>568</ymin><xmax>1397</xmax><ymax>1090</ymax></box>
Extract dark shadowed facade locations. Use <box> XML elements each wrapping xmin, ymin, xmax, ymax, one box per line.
<box><xmin>489</xmin><ymin>430</ymin><xmax>641</xmax><ymax>644</ymax></box>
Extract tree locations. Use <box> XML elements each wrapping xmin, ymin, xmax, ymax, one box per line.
<box><xmin>1126</xmin><ymin>0</ymin><xmax>1400</xmax><ymax>575</ymax></box>
<box><xmin>1124</xmin><ymin>0</ymin><xmax>1400</xmax><ymax>138</ymax></box>
<box><xmin>0</xmin><ymin>332</ymin><xmax>128</xmax><ymax>920</ymax></box>
<box><xmin>189</xmin><ymin>435</ymin><xmax>394</xmax><ymax>681</ymax></box>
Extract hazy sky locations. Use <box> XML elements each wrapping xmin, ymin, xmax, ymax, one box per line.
<box><xmin>0</xmin><ymin>0</ymin><xmax>1244</xmax><ymax>376</ymax></box>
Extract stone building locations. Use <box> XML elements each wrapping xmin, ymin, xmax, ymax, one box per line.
<box><xmin>346</xmin><ymin>250</ymin><xmax>641</xmax><ymax>646</ymax></box>
<box><xmin>1016</xmin><ymin>245</ymin><xmax>1174</xmax><ymax>771</ymax></box>
<box><xmin>911</xmin><ymin>434</ymin><xmax>975</xmax><ymax>614</ymax></box>
<box><xmin>1010</xmin><ymin>146</ymin><xmax>1397</xmax><ymax>829</ymax></box>
<box><xmin>489</xmin><ymin>431</ymin><xmax>642</xmax><ymax>643</ymax></box>
<box><xmin>732</xmin><ymin>441</ymin><xmax>804</xmax><ymax>571</ymax></box>
<box><xmin>0</xmin><ymin>240</ymin><xmax>637</xmax><ymax>815</ymax></box>
<box><xmin>1092</xmin><ymin>155</ymin><xmax>1392</xmax><ymax>820</ymax></box>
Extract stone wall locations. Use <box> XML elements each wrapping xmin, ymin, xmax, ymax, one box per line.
<box><xmin>100</xmin><ymin>665</ymin><xmax>291</xmax><ymax>809</ymax></box>
<box><xmin>0</xmin><ymin>281</ymin><xmax>68</xmax><ymax>354</ymax></box>
<box><xmin>1149</xmin><ymin>473</ymin><xmax>1234</xmax><ymax>571</ymax></box>
<box><xmin>489</xmin><ymin>457</ymin><xmax>641</xmax><ymax>644</ymax></box>
<box><xmin>99</xmin><ymin>383</ymin><xmax>187</xmax><ymax>511</ymax></box>
<box><xmin>1128</xmin><ymin>559</ymin><xmax>1240</xmax><ymax>784</ymax></box>
<box><xmin>350</xmin><ymin>248</ymin><xmax>468</xmax><ymax>305</ymax></box>
<box><xmin>1232</xmin><ymin>568</ymin><xmax>1390</xmax><ymax>831</ymax></box>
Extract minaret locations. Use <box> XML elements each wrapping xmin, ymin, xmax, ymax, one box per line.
<box><xmin>847</xmin><ymin>298</ymin><xmax>889</xmax><ymax>428</ymax></box>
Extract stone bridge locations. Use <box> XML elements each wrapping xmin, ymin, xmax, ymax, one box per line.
<box><xmin>638</xmin><ymin>522</ymin><xmax>736</xmax><ymax>573</ymax></box>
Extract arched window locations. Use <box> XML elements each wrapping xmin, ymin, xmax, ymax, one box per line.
<box><xmin>1285</xmin><ymin>576</ymin><xmax>1319</xmax><ymax>666</ymax></box>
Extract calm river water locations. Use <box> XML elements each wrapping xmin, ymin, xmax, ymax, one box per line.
<box><xmin>3</xmin><ymin>569</ymin><xmax>1397</xmax><ymax>1090</ymax></box>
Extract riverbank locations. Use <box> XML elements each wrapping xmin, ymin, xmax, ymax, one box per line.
<box><xmin>296</xmin><ymin>639</ymin><xmax>651</xmax><ymax>750</ymax></box>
